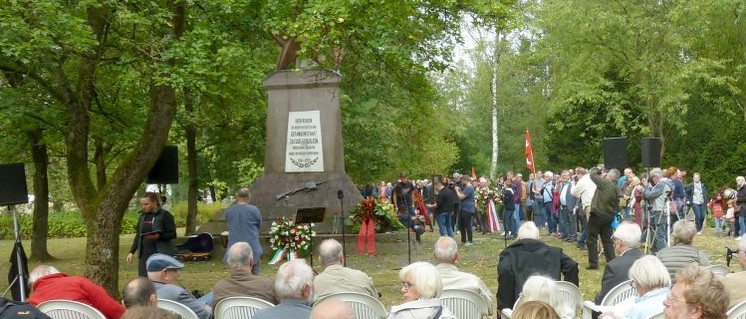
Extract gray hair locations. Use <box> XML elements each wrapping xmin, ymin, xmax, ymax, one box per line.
<box><xmin>226</xmin><ymin>242</ymin><xmax>254</xmax><ymax>270</ymax></box>
<box><xmin>399</xmin><ymin>262</ymin><xmax>442</xmax><ymax>299</ymax></box>
<box><xmin>275</xmin><ymin>259</ymin><xmax>315</xmax><ymax>301</ymax></box>
<box><xmin>649</xmin><ymin>168</ymin><xmax>663</xmax><ymax>179</ymax></box>
<box><xmin>628</xmin><ymin>255</ymin><xmax>671</xmax><ymax>290</ymax></box>
<box><xmin>518</xmin><ymin>276</ymin><xmax>573</xmax><ymax>319</ymax></box>
<box><xmin>613</xmin><ymin>222</ymin><xmax>642</xmax><ymax>248</ymax></box>
<box><xmin>29</xmin><ymin>265</ymin><xmax>60</xmax><ymax>285</ymax></box>
<box><xmin>738</xmin><ymin>236</ymin><xmax>746</xmax><ymax>252</ymax></box>
<box><xmin>123</xmin><ymin>277</ymin><xmax>156</xmax><ymax>308</ymax></box>
<box><xmin>236</xmin><ymin>188</ymin><xmax>251</xmax><ymax>199</ymax></box>
<box><xmin>544</xmin><ymin>171</ymin><xmax>553</xmax><ymax>178</ymax></box>
<box><xmin>433</xmin><ymin>236</ymin><xmax>458</xmax><ymax>263</ymax></box>
<box><xmin>517</xmin><ymin>221</ymin><xmax>540</xmax><ymax>240</ymax></box>
<box><xmin>310</xmin><ymin>299</ymin><xmax>353</xmax><ymax>319</ymax></box>
<box><xmin>671</xmin><ymin>219</ymin><xmax>697</xmax><ymax>245</ymax></box>
<box><xmin>607</xmin><ymin>169</ymin><xmax>620</xmax><ymax>182</ymax></box>
<box><xmin>319</xmin><ymin>239</ymin><xmax>344</xmax><ymax>266</ymax></box>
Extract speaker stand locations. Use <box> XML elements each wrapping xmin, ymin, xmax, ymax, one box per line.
<box><xmin>1</xmin><ymin>205</ymin><xmax>27</xmax><ymax>302</ymax></box>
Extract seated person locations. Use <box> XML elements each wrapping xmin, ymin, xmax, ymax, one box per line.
<box><xmin>515</xmin><ymin>275</ymin><xmax>574</xmax><ymax>319</ymax></box>
<box><xmin>146</xmin><ymin>254</ymin><xmax>211</xmax><ymax>319</ymax></box>
<box><xmin>253</xmin><ymin>259</ymin><xmax>315</xmax><ymax>319</ymax></box>
<box><xmin>314</xmin><ymin>239</ymin><xmax>379</xmax><ymax>302</ymax></box>
<box><xmin>387</xmin><ymin>261</ymin><xmax>455</xmax><ymax>319</ymax></box>
<box><xmin>497</xmin><ymin>221</ymin><xmax>579</xmax><ymax>311</ymax></box>
<box><xmin>213</xmin><ymin>242</ymin><xmax>278</xmax><ymax>306</ymax></box>
<box><xmin>601</xmin><ymin>255</ymin><xmax>670</xmax><ymax>319</ymax></box>
<box><xmin>433</xmin><ymin>236</ymin><xmax>493</xmax><ymax>314</ymax></box>
<box><xmin>28</xmin><ymin>265</ymin><xmax>125</xmax><ymax>319</ymax></box>
<box><xmin>656</xmin><ymin>220</ymin><xmax>709</xmax><ymax>281</ymax></box>
<box><xmin>595</xmin><ymin>222</ymin><xmax>644</xmax><ymax>304</ymax></box>
<box><xmin>122</xmin><ymin>277</ymin><xmax>157</xmax><ymax>308</ymax></box>
<box><xmin>664</xmin><ymin>264</ymin><xmax>729</xmax><ymax>319</ymax></box>
<box><xmin>121</xmin><ymin>306</ymin><xmax>177</xmax><ymax>319</ymax></box>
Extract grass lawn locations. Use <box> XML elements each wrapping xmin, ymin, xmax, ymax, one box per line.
<box><xmin>0</xmin><ymin>224</ymin><xmax>735</xmax><ymax>312</ymax></box>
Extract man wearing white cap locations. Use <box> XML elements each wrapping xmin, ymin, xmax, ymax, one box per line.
<box><xmin>146</xmin><ymin>253</ymin><xmax>212</xmax><ymax>319</ymax></box>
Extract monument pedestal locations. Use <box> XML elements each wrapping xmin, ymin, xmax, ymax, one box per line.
<box><xmin>199</xmin><ymin>69</ymin><xmax>362</xmax><ymax>235</ymax></box>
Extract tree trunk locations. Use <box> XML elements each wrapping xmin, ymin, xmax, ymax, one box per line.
<box><xmin>490</xmin><ymin>33</ymin><xmax>502</xmax><ymax>180</ymax></box>
<box><xmin>29</xmin><ymin>130</ymin><xmax>53</xmax><ymax>261</ymax></box>
<box><xmin>184</xmin><ymin>89</ymin><xmax>199</xmax><ymax>235</ymax></box>
<box><xmin>94</xmin><ymin>139</ymin><xmax>107</xmax><ymax>191</ymax></box>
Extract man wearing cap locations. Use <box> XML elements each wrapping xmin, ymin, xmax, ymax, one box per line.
<box><xmin>146</xmin><ymin>253</ymin><xmax>212</xmax><ymax>319</ymax></box>
<box><xmin>28</xmin><ymin>265</ymin><xmax>125</xmax><ymax>319</ymax></box>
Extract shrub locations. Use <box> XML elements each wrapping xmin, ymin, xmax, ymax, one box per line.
<box><xmin>169</xmin><ymin>202</ymin><xmax>223</xmax><ymax>227</ymax></box>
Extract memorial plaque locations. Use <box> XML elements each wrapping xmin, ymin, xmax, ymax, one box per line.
<box><xmin>285</xmin><ymin>111</ymin><xmax>324</xmax><ymax>172</ymax></box>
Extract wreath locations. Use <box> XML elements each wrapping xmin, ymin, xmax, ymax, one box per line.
<box><xmin>268</xmin><ymin>217</ymin><xmax>314</xmax><ymax>264</ymax></box>
<box><xmin>348</xmin><ymin>197</ymin><xmax>405</xmax><ymax>233</ymax></box>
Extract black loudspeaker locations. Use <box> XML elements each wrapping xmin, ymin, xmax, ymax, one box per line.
<box><xmin>147</xmin><ymin>145</ymin><xmax>179</xmax><ymax>184</ymax></box>
<box><xmin>642</xmin><ymin>137</ymin><xmax>662</xmax><ymax>168</ymax></box>
<box><xmin>603</xmin><ymin>137</ymin><xmax>628</xmax><ymax>169</ymax></box>
<box><xmin>0</xmin><ymin>163</ymin><xmax>29</xmax><ymax>206</ymax></box>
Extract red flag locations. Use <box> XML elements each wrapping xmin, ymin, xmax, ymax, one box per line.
<box><xmin>525</xmin><ymin>129</ymin><xmax>535</xmax><ymax>174</ymax></box>
<box><xmin>471</xmin><ymin>166</ymin><xmax>477</xmax><ymax>179</ymax></box>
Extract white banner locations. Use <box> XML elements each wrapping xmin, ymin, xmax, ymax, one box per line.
<box><xmin>285</xmin><ymin>110</ymin><xmax>324</xmax><ymax>172</ymax></box>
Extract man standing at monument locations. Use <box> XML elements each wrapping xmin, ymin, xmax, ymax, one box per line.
<box><xmin>224</xmin><ymin>188</ymin><xmax>263</xmax><ymax>275</ymax></box>
<box><xmin>393</xmin><ymin>172</ymin><xmax>422</xmax><ymax>242</ymax></box>
<box><xmin>455</xmin><ymin>175</ymin><xmax>476</xmax><ymax>246</ymax></box>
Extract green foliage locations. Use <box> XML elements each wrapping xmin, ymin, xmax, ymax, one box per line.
<box><xmin>170</xmin><ymin>202</ymin><xmax>224</xmax><ymax>228</ymax></box>
<box><xmin>0</xmin><ymin>211</ymin><xmax>140</xmax><ymax>240</ymax></box>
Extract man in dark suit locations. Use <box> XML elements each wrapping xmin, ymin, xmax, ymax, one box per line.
<box><xmin>594</xmin><ymin>221</ymin><xmax>644</xmax><ymax>304</ymax></box>
<box><xmin>497</xmin><ymin>221</ymin><xmax>579</xmax><ymax>311</ymax></box>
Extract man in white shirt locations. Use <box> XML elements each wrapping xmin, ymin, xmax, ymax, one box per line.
<box><xmin>571</xmin><ymin>167</ymin><xmax>596</xmax><ymax>250</ymax></box>
<box><xmin>433</xmin><ymin>236</ymin><xmax>493</xmax><ymax>315</ymax></box>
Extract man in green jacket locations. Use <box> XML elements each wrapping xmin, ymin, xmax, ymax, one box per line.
<box><xmin>586</xmin><ymin>167</ymin><xmax>620</xmax><ymax>269</ymax></box>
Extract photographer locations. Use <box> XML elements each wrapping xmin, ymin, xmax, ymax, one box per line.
<box><xmin>455</xmin><ymin>175</ymin><xmax>476</xmax><ymax>246</ymax></box>
<box><xmin>643</xmin><ymin>168</ymin><xmax>674</xmax><ymax>253</ymax></box>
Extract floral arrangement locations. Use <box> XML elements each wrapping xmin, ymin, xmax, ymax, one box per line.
<box><xmin>475</xmin><ymin>184</ymin><xmax>502</xmax><ymax>214</ymax></box>
<box><xmin>268</xmin><ymin>217</ymin><xmax>314</xmax><ymax>264</ymax></box>
<box><xmin>349</xmin><ymin>197</ymin><xmax>405</xmax><ymax>233</ymax></box>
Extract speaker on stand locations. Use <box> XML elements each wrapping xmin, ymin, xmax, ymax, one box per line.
<box><xmin>0</xmin><ymin>163</ymin><xmax>30</xmax><ymax>302</ymax></box>
<box><xmin>642</xmin><ymin>138</ymin><xmax>662</xmax><ymax>168</ymax></box>
<box><xmin>603</xmin><ymin>137</ymin><xmax>628</xmax><ymax>169</ymax></box>
<box><xmin>146</xmin><ymin>145</ymin><xmax>179</xmax><ymax>204</ymax></box>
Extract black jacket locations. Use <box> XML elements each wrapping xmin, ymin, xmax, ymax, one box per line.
<box><xmin>594</xmin><ymin>248</ymin><xmax>643</xmax><ymax>304</ymax></box>
<box><xmin>497</xmin><ymin>238</ymin><xmax>579</xmax><ymax>310</ymax></box>
<box><xmin>0</xmin><ymin>298</ymin><xmax>52</xmax><ymax>319</ymax></box>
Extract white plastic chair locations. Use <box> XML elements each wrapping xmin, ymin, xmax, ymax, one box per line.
<box><xmin>707</xmin><ymin>264</ymin><xmax>732</xmax><ymax>278</ymax></box>
<box><xmin>157</xmin><ymin>299</ymin><xmax>199</xmax><ymax>319</ymax></box>
<box><xmin>499</xmin><ymin>296</ymin><xmax>522</xmax><ymax>319</ymax></box>
<box><xmin>214</xmin><ymin>296</ymin><xmax>274</xmax><ymax>319</ymax></box>
<box><xmin>313</xmin><ymin>292</ymin><xmax>387</xmax><ymax>319</ymax></box>
<box><xmin>728</xmin><ymin>299</ymin><xmax>746</xmax><ymax>319</ymax></box>
<box><xmin>37</xmin><ymin>300</ymin><xmax>106</xmax><ymax>319</ymax></box>
<box><xmin>582</xmin><ymin>279</ymin><xmax>637</xmax><ymax>319</ymax></box>
<box><xmin>441</xmin><ymin>289</ymin><xmax>489</xmax><ymax>319</ymax></box>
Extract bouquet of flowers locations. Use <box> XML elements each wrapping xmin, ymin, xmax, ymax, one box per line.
<box><xmin>349</xmin><ymin>197</ymin><xmax>405</xmax><ymax>233</ymax></box>
<box><xmin>268</xmin><ymin>217</ymin><xmax>314</xmax><ymax>264</ymax></box>
<box><xmin>475</xmin><ymin>184</ymin><xmax>501</xmax><ymax>214</ymax></box>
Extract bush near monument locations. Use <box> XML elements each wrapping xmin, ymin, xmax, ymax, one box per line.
<box><xmin>348</xmin><ymin>197</ymin><xmax>405</xmax><ymax>233</ymax></box>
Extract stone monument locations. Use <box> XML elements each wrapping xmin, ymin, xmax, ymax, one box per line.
<box><xmin>199</xmin><ymin>69</ymin><xmax>362</xmax><ymax>235</ymax></box>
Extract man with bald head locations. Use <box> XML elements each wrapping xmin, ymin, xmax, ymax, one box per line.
<box><xmin>313</xmin><ymin>239</ymin><xmax>379</xmax><ymax>302</ymax></box>
<box><xmin>310</xmin><ymin>300</ymin><xmax>354</xmax><ymax>319</ymax></box>
<box><xmin>122</xmin><ymin>277</ymin><xmax>157</xmax><ymax>308</ymax></box>
<box><xmin>433</xmin><ymin>236</ymin><xmax>494</xmax><ymax>315</ymax></box>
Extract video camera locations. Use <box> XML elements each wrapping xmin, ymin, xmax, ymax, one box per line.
<box><xmin>727</xmin><ymin>246</ymin><xmax>739</xmax><ymax>267</ymax></box>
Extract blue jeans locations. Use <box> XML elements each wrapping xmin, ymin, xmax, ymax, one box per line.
<box><xmin>740</xmin><ymin>215</ymin><xmax>746</xmax><ymax>237</ymax></box>
<box><xmin>197</xmin><ymin>291</ymin><xmax>214</xmax><ymax>309</ymax></box>
<box><xmin>715</xmin><ymin>217</ymin><xmax>724</xmax><ymax>236</ymax></box>
<box><xmin>691</xmin><ymin>203</ymin><xmax>706</xmax><ymax>231</ymax></box>
<box><xmin>512</xmin><ymin>208</ymin><xmax>521</xmax><ymax>235</ymax></box>
<box><xmin>534</xmin><ymin>200</ymin><xmax>546</xmax><ymax>227</ymax></box>
<box><xmin>437</xmin><ymin>212</ymin><xmax>453</xmax><ymax>237</ymax></box>
<box><xmin>651</xmin><ymin>210</ymin><xmax>668</xmax><ymax>253</ymax></box>
<box><xmin>514</xmin><ymin>203</ymin><xmax>522</xmax><ymax>221</ymax></box>
<box><xmin>544</xmin><ymin>202</ymin><xmax>555</xmax><ymax>233</ymax></box>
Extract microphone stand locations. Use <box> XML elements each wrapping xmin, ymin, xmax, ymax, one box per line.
<box><xmin>337</xmin><ymin>190</ymin><xmax>347</xmax><ymax>266</ymax></box>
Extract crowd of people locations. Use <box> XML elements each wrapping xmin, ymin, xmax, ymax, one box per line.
<box><xmin>15</xmin><ymin>167</ymin><xmax>746</xmax><ymax>319</ymax></box>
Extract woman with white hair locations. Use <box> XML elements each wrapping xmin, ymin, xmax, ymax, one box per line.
<box><xmin>515</xmin><ymin>275</ymin><xmax>574</xmax><ymax>319</ymax></box>
<box><xmin>601</xmin><ymin>255</ymin><xmax>671</xmax><ymax>319</ymax></box>
<box><xmin>388</xmin><ymin>262</ymin><xmax>455</xmax><ymax>319</ymax></box>
<box><xmin>655</xmin><ymin>219</ymin><xmax>709</xmax><ymax>280</ymax></box>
